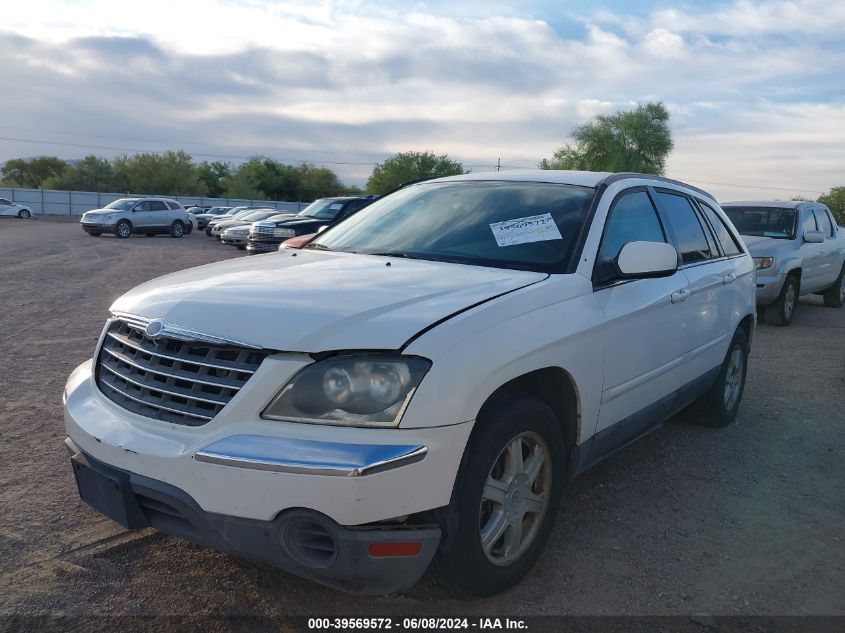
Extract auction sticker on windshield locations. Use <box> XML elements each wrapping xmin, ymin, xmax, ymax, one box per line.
<box><xmin>489</xmin><ymin>213</ymin><xmax>562</xmax><ymax>247</ymax></box>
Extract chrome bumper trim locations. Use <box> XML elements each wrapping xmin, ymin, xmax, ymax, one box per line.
<box><xmin>195</xmin><ymin>435</ymin><xmax>427</xmax><ymax>477</ymax></box>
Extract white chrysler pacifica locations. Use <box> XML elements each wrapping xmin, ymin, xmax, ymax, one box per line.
<box><xmin>63</xmin><ymin>170</ymin><xmax>756</xmax><ymax>597</ymax></box>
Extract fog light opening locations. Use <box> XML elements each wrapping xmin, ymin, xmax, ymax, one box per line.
<box><xmin>368</xmin><ymin>541</ymin><xmax>422</xmax><ymax>557</ymax></box>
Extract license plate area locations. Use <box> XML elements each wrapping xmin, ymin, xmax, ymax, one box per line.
<box><xmin>71</xmin><ymin>452</ymin><xmax>149</xmax><ymax>529</ymax></box>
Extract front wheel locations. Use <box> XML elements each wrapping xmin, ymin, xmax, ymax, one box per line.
<box><xmin>687</xmin><ymin>328</ymin><xmax>749</xmax><ymax>428</ymax></box>
<box><xmin>18</xmin><ymin>209</ymin><xmax>31</xmax><ymax>219</ymax></box>
<box><xmin>822</xmin><ymin>265</ymin><xmax>845</xmax><ymax>308</ymax></box>
<box><xmin>763</xmin><ymin>274</ymin><xmax>798</xmax><ymax>326</ymax></box>
<box><xmin>170</xmin><ymin>221</ymin><xmax>184</xmax><ymax>238</ymax></box>
<box><xmin>115</xmin><ymin>220</ymin><xmax>131</xmax><ymax>239</ymax></box>
<box><xmin>432</xmin><ymin>393</ymin><xmax>565</xmax><ymax>598</ymax></box>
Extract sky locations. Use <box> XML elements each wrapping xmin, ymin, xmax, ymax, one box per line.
<box><xmin>1</xmin><ymin>0</ymin><xmax>844</xmax><ymax>201</ymax></box>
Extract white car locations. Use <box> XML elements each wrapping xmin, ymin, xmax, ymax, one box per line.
<box><xmin>63</xmin><ymin>170</ymin><xmax>756</xmax><ymax>597</ymax></box>
<box><xmin>0</xmin><ymin>197</ymin><xmax>32</xmax><ymax>218</ymax></box>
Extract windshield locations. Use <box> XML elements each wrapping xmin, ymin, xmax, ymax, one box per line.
<box><xmin>723</xmin><ymin>207</ymin><xmax>797</xmax><ymax>239</ymax></box>
<box><xmin>309</xmin><ymin>182</ymin><xmax>595</xmax><ymax>272</ymax></box>
<box><xmin>298</xmin><ymin>199</ymin><xmax>344</xmax><ymax>220</ymax></box>
<box><xmin>104</xmin><ymin>198</ymin><xmax>138</xmax><ymax>210</ymax></box>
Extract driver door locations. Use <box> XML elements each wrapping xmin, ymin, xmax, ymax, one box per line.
<box><xmin>131</xmin><ymin>201</ymin><xmax>153</xmax><ymax>228</ymax></box>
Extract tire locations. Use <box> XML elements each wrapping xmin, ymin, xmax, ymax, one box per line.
<box><xmin>17</xmin><ymin>209</ymin><xmax>31</xmax><ymax>219</ymax></box>
<box><xmin>115</xmin><ymin>220</ymin><xmax>132</xmax><ymax>239</ymax></box>
<box><xmin>687</xmin><ymin>328</ymin><xmax>749</xmax><ymax>428</ymax></box>
<box><xmin>236</xmin><ymin>245</ymin><xmax>246</xmax><ymax>250</ymax></box>
<box><xmin>185</xmin><ymin>221</ymin><xmax>193</xmax><ymax>234</ymax></box>
<box><xmin>170</xmin><ymin>221</ymin><xmax>185</xmax><ymax>238</ymax></box>
<box><xmin>432</xmin><ymin>393</ymin><xmax>566</xmax><ymax>598</ymax></box>
<box><xmin>763</xmin><ymin>274</ymin><xmax>798</xmax><ymax>326</ymax></box>
<box><xmin>822</xmin><ymin>264</ymin><xmax>845</xmax><ymax>308</ymax></box>
<box><xmin>205</xmin><ymin>227</ymin><xmax>213</xmax><ymax>237</ymax></box>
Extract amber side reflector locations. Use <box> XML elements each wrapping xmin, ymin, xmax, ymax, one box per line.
<box><xmin>368</xmin><ymin>541</ymin><xmax>422</xmax><ymax>557</ymax></box>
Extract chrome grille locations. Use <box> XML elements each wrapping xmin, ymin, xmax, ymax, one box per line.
<box><xmin>95</xmin><ymin>318</ymin><xmax>269</xmax><ymax>426</ymax></box>
<box><xmin>250</xmin><ymin>222</ymin><xmax>277</xmax><ymax>238</ymax></box>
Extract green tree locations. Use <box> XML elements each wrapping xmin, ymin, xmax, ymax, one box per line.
<box><xmin>43</xmin><ymin>155</ymin><xmax>115</xmax><ymax>191</ymax></box>
<box><xmin>366</xmin><ymin>151</ymin><xmax>465</xmax><ymax>194</ymax></box>
<box><xmin>197</xmin><ymin>161</ymin><xmax>232</xmax><ymax>198</ymax></box>
<box><xmin>113</xmin><ymin>150</ymin><xmax>205</xmax><ymax>195</ymax></box>
<box><xmin>540</xmin><ymin>101</ymin><xmax>673</xmax><ymax>175</ymax></box>
<box><xmin>223</xmin><ymin>159</ymin><xmax>266</xmax><ymax>199</ymax></box>
<box><xmin>1</xmin><ymin>156</ymin><xmax>69</xmax><ymax>188</ymax></box>
<box><xmin>297</xmin><ymin>163</ymin><xmax>345</xmax><ymax>200</ymax></box>
<box><xmin>818</xmin><ymin>187</ymin><xmax>845</xmax><ymax>225</ymax></box>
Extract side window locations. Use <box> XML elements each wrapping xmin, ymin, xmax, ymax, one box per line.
<box><xmin>0</xmin><ymin>198</ymin><xmax>11</xmax><ymax>205</ymax></box>
<box><xmin>699</xmin><ymin>201</ymin><xmax>742</xmax><ymax>256</ymax></box>
<box><xmin>814</xmin><ymin>209</ymin><xmax>833</xmax><ymax>237</ymax></box>
<box><xmin>597</xmin><ymin>190</ymin><xmax>666</xmax><ymax>264</ymax></box>
<box><xmin>167</xmin><ymin>201</ymin><xmax>182</xmax><ymax>210</ymax></box>
<box><xmin>133</xmin><ymin>201</ymin><xmax>151</xmax><ymax>211</ymax></box>
<box><xmin>655</xmin><ymin>191</ymin><xmax>711</xmax><ymax>264</ymax></box>
<box><xmin>801</xmin><ymin>211</ymin><xmax>817</xmax><ymax>236</ymax></box>
<box><xmin>148</xmin><ymin>200</ymin><xmax>168</xmax><ymax>211</ymax></box>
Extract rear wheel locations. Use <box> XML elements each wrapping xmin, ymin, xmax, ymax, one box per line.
<box><xmin>822</xmin><ymin>265</ymin><xmax>845</xmax><ymax>308</ymax></box>
<box><xmin>687</xmin><ymin>328</ymin><xmax>749</xmax><ymax>428</ymax></box>
<box><xmin>18</xmin><ymin>209</ymin><xmax>31</xmax><ymax>219</ymax></box>
<box><xmin>763</xmin><ymin>274</ymin><xmax>798</xmax><ymax>326</ymax></box>
<box><xmin>432</xmin><ymin>393</ymin><xmax>565</xmax><ymax>598</ymax></box>
<box><xmin>170</xmin><ymin>221</ymin><xmax>185</xmax><ymax>238</ymax></box>
<box><xmin>115</xmin><ymin>220</ymin><xmax>131</xmax><ymax>239</ymax></box>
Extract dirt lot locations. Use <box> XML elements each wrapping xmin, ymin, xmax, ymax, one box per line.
<box><xmin>1</xmin><ymin>218</ymin><xmax>843</xmax><ymax>619</ymax></box>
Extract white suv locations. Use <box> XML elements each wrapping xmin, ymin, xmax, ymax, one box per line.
<box><xmin>63</xmin><ymin>170</ymin><xmax>756</xmax><ymax>597</ymax></box>
<box><xmin>80</xmin><ymin>197</ymin><xmax>192</xmax><ymax>238</ymax></box>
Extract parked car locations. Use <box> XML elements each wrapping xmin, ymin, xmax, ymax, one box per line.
<box><xmin>0</xmin><ymin>197</ymin><xmax>33</xmax><ymax>218</ymax></box>
<box><xmin>205</xmin><ymin>207</ymin><xmax>264</xmax><ymax>236</ymax></box>
<box><xmin>192</xmin><ymin>206</ymin><xmax>232</xmax><ymax>230</ymax></box>
<box><xmin>247</xmin><ymin>196</ymin><xmax>376</xmax><ymax>255</ymax></box>
<box><xmin>63</xmin><ymin>170</ymin><xmax>755</xmax><ymax>597</ymax></box>
<box><xmin>722</xmin><ymin>201</ymin><xmax>845</xmax><ymax>325</ymax></box>
<box><xmin>80</xmin><ymin>197</ymin><xmax>192</xmax><ymax>238</ymax></box>
<box><xmin>220</xmin><ymin>225</ymin><xmax>254</xmax><ymax>249</ymax></box>
<box><xmin>210</xmin><ymin>210</ymin><xmax>279</xmax><ymax>240</ymax></box>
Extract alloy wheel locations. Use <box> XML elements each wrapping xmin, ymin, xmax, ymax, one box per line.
<box><xmin>479</xmin><ymin>431</ymin><xmax>551</xmax><ymax>566</ymax></box>
<box><xmin>783</xmin><ymin>282</ymin><xmax>796</xmax><ymax>319</ymax></box>
<box><xmin>723</xmin><ymin>345</ymin><xmax>745</xmax><ymax>411</ymax></box>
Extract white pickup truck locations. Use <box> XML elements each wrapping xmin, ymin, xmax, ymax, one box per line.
<box><xmin>722</xmin><ymin>201</ymin><xmax>845</xmax><ymax>325</ymax></box>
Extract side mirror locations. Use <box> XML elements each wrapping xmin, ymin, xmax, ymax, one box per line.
<box><xmin>616</xmin><ymin>241</ymin><xmax>679</xmax><ymax>278</ymax></box>
<box><xmin>803</xmin><ymin>229</ymin><xmax>824</xmax><ymax>243</ymax></box>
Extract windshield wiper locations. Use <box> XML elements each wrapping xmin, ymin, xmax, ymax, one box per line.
<box><xmin>304</xmin><ymin>242</ymin><xmax>331</xmax><ymax>251</ymax></box>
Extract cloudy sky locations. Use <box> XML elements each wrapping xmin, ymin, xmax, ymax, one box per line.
<box><xmin>1</xmin><ymin>0</ymin><xmax>843</xmax><ymax>200</ymax></box>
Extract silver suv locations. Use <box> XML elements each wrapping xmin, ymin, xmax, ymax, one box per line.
<box><xmin>81</xmin><ymin>197</ymin><xmax>192</xmax><ymax>239</ymax></box>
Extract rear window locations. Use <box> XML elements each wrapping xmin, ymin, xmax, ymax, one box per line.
<box><xmin>655</xmin><ymin>192</ymin><xmax>712</xmax><ymax>264</ymax></box>
<box><xmin>699</xmin><ymin>201</ymin><xmax>743</xmax><ymax>256</ymax></box>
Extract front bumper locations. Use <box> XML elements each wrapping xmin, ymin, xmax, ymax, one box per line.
<box><xmin>222</xmin><ymin>234</ymin><xmax>248</xmax><ymax>246</ymax></box>
<box><xmin>754</xmin><ymin>271</ymin><xmax>786</xmax><ymax>305</ymax></box>
<box><xmin>81</xmin><ymin>222</ymin><xmax>116</xmax><ymax>232</ymax></box>
<box><xmin>67</xmin><ymin>440</ymin><xmax>440</xmax><ymax>594</ymax></box>
<box><xmin>64</xmin><ymin>359</ymin><xmax>472</xmax><ymax>525</ymax></box>
<box><xmin>246</xmin><ymin>238</ymin><xmax>284</xmax><ymax>254</ymax></box>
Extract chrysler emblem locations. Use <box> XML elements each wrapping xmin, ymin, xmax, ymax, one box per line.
<box><xmin>144</xmin><ymin>319</ymin><xmax>167</xmax><ymax>340</ymax></box>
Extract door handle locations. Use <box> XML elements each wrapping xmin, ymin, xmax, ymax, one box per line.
<box><xmin>670</xmin><ymin>288</ymin><xmax>691</xmax><ymax>303</ymax></box>
<box><xmin>722</xmin><ymin>272</ymin><xmax>736</xmax><ymax>285</ymax></box>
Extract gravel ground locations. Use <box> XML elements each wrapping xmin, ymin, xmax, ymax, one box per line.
<box><xmin>1</xmin><ymin>218</ymin><xmax>843</xmax><ymax>619</ymax></box>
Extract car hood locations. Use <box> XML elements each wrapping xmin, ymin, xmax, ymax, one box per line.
<box><xmin>83</xmin><ymin>208</ymin><xmax>117</xmax><ymax>217</ymax></box>
<box><xmin>110</xmin><ymin>251</ymin><xmax>547</xmax><ymax>352</ymax></box>
<box><xmin>740</xmin><ymin>234</ymin><xmax>794</xmax><ymax>255</ymax></box>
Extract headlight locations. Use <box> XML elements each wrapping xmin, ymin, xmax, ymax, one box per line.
<box><xmin>274</xmin><ymin>228</ymin><xmax>295</xmax><ymax>237</ymax></box>
<box><xmin>753</xmin><ymin>257</ymin><xmax>774</xmax><ymax>270</ymax></box>
<box><xmin>262</xmin><ymin>355</ymin><xmax>431</xmax><ymax>427</ymax></box>
<box><xmin>103</xmin><ymin>213</ymin><xmax>117</xmax><ymax>221</ymax></box>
